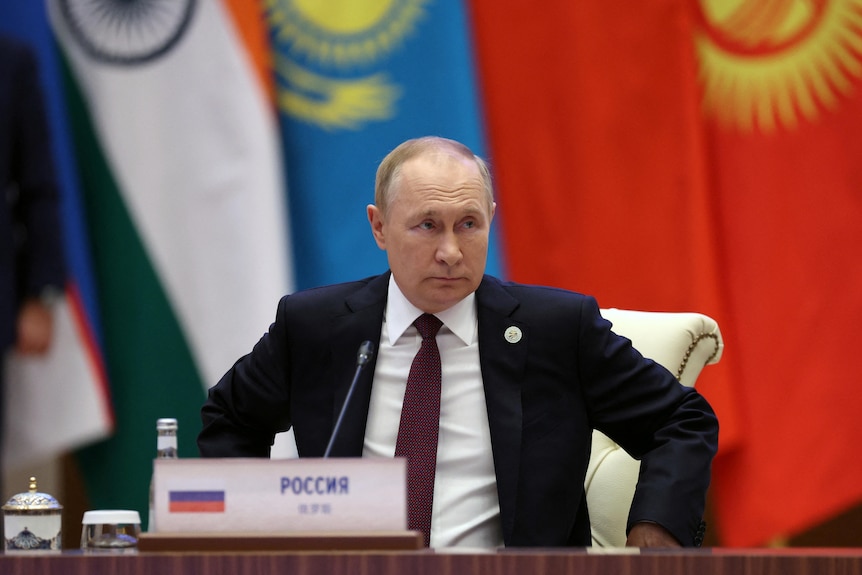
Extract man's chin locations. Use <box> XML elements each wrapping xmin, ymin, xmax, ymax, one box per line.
<box><xmin>422</xmin><ymin>288</ymin><xmax>473</xmax><ymax>313</ymax></box>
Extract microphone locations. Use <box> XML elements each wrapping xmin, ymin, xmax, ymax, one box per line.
<box><xmin>323</xmin><ymin>340</ymin><xmax>375</xmax><ymax>458</ymax></box>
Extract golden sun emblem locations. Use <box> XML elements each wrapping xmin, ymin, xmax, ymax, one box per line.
<box><xmin>694</xmin><ymin>0</ymin><xmax>862</xmax><ymax>132</ymax></box>
<box><xmin>265</xmin><ymin>0</ymin><xmax>428</xmax><ymax>130</ymax></box>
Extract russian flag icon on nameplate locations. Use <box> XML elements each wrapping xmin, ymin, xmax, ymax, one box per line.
<box><xmin>168</xmin><ymin>490</ymin><xmax>226</xmax><ymax>513</ymax></box>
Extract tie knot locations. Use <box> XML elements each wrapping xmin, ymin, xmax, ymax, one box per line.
<box><xmin>414</xmin><ymin>313</ymin><xmax>443</xmax><ymax>339</ymax></box>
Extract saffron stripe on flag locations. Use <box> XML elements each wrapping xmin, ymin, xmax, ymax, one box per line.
<box><xmin>169</xmin><ymin>491</ymin><xmax>226</xmax><ymax>513</ymax></box>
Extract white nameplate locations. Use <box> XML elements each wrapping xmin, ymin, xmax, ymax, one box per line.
<box><xmin>152</xmin><ymin>458</ymin><xmax>406</xmax><ymax>533</ymax></box>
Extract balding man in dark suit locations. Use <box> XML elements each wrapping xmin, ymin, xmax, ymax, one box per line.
<box><xmin>199</xmin><ymin>136</ymin><xmax>718</xmax><ymax>549</ymax></box>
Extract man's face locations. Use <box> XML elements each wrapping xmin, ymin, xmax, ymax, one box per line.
<box><xmin>367</xmin><ymin>151</ymin><xmax>495</xmax><ymax>314</ymax></box>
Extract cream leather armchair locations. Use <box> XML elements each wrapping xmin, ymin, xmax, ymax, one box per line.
<box><xmin>586</xmin><ymin>309</ymin><xmax>724</xmax><ymax>547</ymax></box>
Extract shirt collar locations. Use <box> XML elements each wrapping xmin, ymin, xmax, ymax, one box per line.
<box><xmin>385</xmin><ymin>275</ymin><xmax>477</xmax><ymax>346</ymax></box>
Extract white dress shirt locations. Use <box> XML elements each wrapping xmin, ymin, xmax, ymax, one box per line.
<box><xmin>362</xmin><ymin>277</ymin><xmax>504</xmax><ymax>548</ymax></box>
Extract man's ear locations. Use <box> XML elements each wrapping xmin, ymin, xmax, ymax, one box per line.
<box><xmin>367</xmin><ymin>204</ymin><xmax>386</xmax><ymax>250</ymax></box>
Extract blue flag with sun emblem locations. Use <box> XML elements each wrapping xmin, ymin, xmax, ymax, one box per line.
<box><xmin>265</xmin><ymin>0</ymin><xmax>502</xmax><ymax>289</ymax></box>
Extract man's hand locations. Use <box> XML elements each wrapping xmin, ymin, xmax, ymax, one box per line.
<box><xmin>626</xmin><ymin>522</ymin><xmax>682</xmax><ymax>548</ymax></box>
<box><xmin>16</xmin><ymin>298</ymin><xmax>54</xmax><ymax>355</ymax></box>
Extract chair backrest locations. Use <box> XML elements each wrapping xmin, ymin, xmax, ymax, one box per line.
<box><xmin>585</xmin><ymin>309</ymin><xmax>723</xmax><ymax>547</ymax></box>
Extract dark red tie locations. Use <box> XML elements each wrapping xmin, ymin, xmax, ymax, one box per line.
<box><xmin>395</xmin><ymin>313</ymin><xmax>443</xmax><ymax>547</ymax></box>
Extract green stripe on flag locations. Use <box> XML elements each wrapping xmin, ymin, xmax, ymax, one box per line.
<box><xmin>61</xmin><ymin>56</ymin><xmax>204</xmax><ymax>526</ymax></box>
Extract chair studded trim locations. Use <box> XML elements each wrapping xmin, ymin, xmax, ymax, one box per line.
<box><xmin>675</xmin><ymin>333</ymin><xmax>721</xmax><ymax>382</ymax></box>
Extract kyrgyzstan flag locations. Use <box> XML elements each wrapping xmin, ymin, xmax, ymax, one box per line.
<box><xmin>693</xmin><ymin>0</ymin><xmax>862</xmax><ymax>546</ymax></box>
<box><xmin>470</xmin><ymin>0</ymin><xmax>862</xmax><ymax>546</ymax></box>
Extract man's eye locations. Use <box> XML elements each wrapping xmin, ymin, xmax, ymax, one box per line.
<box><xmin>419</xmin><ymin>221</ymin><xmax>434</xmax><ymax>230</ymax></box>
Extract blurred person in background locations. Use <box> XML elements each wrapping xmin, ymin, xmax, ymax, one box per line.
<box><xmin>0</xmin><ymin>34</ymin><xmax>66</xmax><ymax>490</ymax></box>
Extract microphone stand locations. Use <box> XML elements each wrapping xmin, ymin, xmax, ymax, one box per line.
<box><xmin>323</xmin><ymin>341</ymin><xmax>375</xmax><ymax>458</ymax></box>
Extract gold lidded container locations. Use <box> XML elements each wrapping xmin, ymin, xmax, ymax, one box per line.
<box><xmin>2</xmin><ymin>476</ymin><xmax>63</xmax><ymax>551</ymax></box>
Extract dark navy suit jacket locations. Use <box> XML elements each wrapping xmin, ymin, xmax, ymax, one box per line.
<box><xmin>199</xmin><ymin>273</ymin><xmax>718</xmax><ymax>547</ymax></box>
<box><xmin>0</xmin><ymin>36</ymin><xmax>65</xmax><ymax>350</ymax></box>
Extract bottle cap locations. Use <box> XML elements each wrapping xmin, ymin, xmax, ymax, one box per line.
<box><xmin>156</xmin><ymin>418</ymin><xmax>178</xmax><ymax>430</ymax></box>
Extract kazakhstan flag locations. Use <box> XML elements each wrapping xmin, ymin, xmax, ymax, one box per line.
<box><xmin>266</xmin><ymin>0</ymin><xmax>503</xmax><ymax>289</ymax></box>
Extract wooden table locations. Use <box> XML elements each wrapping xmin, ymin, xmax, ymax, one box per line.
<box><xmin>2</xmin><ymin>547</ymin><xmax>861</xmax><ymax>575</ymax></box>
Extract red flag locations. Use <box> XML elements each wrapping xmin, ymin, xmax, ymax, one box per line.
<box><xmin>470</xmin><ymin>0</ymin><xmax>862</xmax><ymax>546</ymax></box>
<box><xmin>469</xmin><ymin>1</ymin><xmax>726</xmax><ymax>312</ymax></box>
<box><xmin>694</xmin><ymin>0</ymin><xmax>862</xmax><ymax>545</ymax></box>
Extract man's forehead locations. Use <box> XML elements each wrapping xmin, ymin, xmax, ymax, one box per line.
<box><xmin>385</xmin><ymin>150</ymin><xmax>491</xmax><ymax>216</ymax></box>
<box><xmin>398</xmin><ymin>154</ymin><xmax>481</xmax><ymax>188</ymax></box>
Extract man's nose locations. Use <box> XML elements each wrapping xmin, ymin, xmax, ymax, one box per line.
<box><xmin>436</xmin><ymin>232</ymin><xmax>463</xmax><ymax>266</ymax></box>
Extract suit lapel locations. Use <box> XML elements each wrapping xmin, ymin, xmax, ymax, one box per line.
<box><xmin>476</xmin><ymin>276</ymin><xmax>527</xmax><ymax>544</ymax></box>
<box><xmin>325</xmin><ymin>273</ymin><xmax>389</xmax><ymax>456</ymax></box>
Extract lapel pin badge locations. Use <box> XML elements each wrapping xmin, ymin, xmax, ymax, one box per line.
<box><xmin>504</xmin><ymin>326</ymin><xmax>522</xmax><ymax>344</ymax></box>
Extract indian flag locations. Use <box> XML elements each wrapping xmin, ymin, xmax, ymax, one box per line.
<box><xmin>49</xmin><ymin>0</ymin><xmax>291</xmax><ymax>522</ymax></box>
